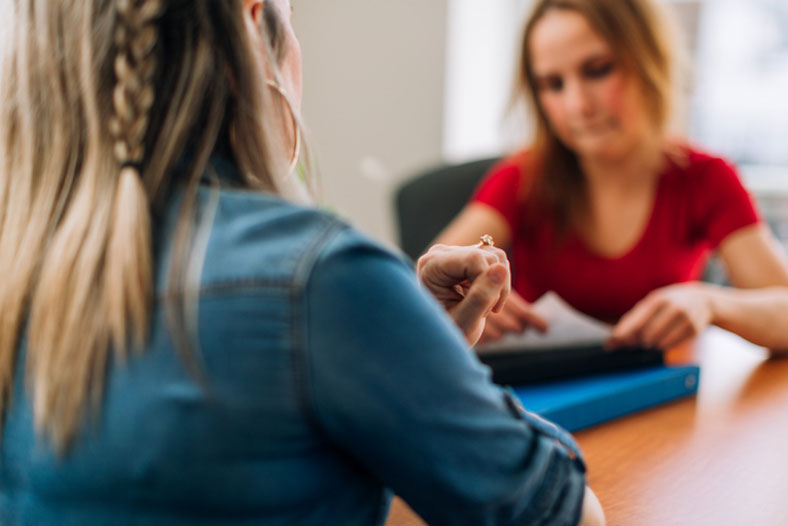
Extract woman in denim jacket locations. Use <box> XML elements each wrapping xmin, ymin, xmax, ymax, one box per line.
<box><xmin>0</xmin><ymin>0</ymin><xmax>602</xmax><ymax>524</ymax></box>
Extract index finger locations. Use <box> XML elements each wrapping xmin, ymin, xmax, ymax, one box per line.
<box><xmin>609</xmin><ymin>297</ymin><xmax>664</xmax><ymax>348</ymax></box>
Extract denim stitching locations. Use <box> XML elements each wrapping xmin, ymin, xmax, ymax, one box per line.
<box><xmin>287</xmin><ymin>215</ymin><xmax>349</xmax><ymax>426</ymax></box>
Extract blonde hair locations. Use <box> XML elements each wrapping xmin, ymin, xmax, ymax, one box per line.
<box><xmin>0</xmin><ymin>0</ymin><xmax>293</xmax><ymax>452</ymax></box>
<box><xmin>515</xmin><ymin>0</ymin><xmax>680</xmax><ymax>234</ymax></box>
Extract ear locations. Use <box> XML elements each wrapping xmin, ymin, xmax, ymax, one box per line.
<box><xmin>241</xmin><ymin>0</ymin><xmax>276</xmax><ymax>79</ymax></box>
<box><xmin>243</xmin><ymin>0</ymin><xmax>264</xmax><ymax>27</ymax></box>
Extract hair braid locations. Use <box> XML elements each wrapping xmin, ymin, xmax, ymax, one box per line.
<box><xmin>1</xmin><ymin>0</ymin><xmax>305</xmax><ymax>453</ymax></box>
<box><xmin>109</xmin><ymin>0</ymin><xmax>162</xmax><ymax>172</ymax></box>
<box><xmin>104</xmin><ymin>0</ymin><xmax>162</xmax><ymax>354</ymax></box>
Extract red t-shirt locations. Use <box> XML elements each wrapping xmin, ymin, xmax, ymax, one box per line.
<box><xmin>472</xmin><ymin>148</ymin><xmax>761</xmax><ymax>322</ymax></box>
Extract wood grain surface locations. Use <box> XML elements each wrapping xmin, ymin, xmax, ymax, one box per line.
<box><xmin>387</xmin><ymin>328</ymin><xmax>788</xmax><ymax>525</ymax></box>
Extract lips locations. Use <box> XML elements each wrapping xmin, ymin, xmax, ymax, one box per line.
<box><xmin>571</xmin><ymin>118</ymin><xmax>616</xmax><ymax>135</ymax></box>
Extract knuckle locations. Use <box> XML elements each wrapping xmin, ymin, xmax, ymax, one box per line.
<box><xmin>469</xmin><ymin>252</ymin><xmax>487</xmax><ymax>271</ymax></box>
<box><xmin>416</xmin><ymin>250</ymin><xmax>433</xmax><ymax>264</ymax></box>
<box><xmin>663</xmin><ymin>307</ymin><xmax>680</xmax><ymax>321</ymax></box>
<box><xmin>646</xmin><ymin>290</ymin><xmax>664</xmax><ymax>303</ymax></box>
<box><xmin>483</xmin><ymin>252</ymin><xmax>498</xmax><ymax>266</ymax></box>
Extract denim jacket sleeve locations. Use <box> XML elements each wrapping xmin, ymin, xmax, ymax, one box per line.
<box><xmin>301</xmin><ymin>226</ymin><xmax>586</xmax><ymax>526</ymax></box>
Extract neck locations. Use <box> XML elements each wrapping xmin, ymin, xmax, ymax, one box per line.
<box><xmin>579</xmin><ymin>136</ymin><xmax>664</xmax><ymax>193</ymax></box>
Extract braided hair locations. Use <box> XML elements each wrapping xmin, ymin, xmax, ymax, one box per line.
<box><xmin>0</xmin><ymin>0</ymin><xmax>288</xmax><ymax>453</ymax></box>
<box><xmin>109</xmin><ymin>0</ymin><xmax>161</xmax><ymax>176</ymax></box>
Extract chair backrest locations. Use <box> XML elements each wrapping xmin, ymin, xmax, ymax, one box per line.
<box><xmin>395</xmin><ymin>157</ymin><xmax>500</xmax><ymax>261</ymax></box>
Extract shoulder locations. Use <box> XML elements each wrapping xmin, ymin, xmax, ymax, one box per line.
<box><xmin>154</xmin><ymin>187</ymin><xmax>356</xmax><ymax>293</ymax></box>
<box><xmin>483</xmin><ymin>151</ymin><xmax>530</xmax><ymax>183</ymax></box>
<box><xmin>661</xmin><ymin>144</ymin><xmax>750</xmax><ymax>204</ymax></box>
<box><xmin>667</xmin><ymin>145</ymin><xmax>741</xmax><ymax>184</ymax></box>
<box><xmin>202</xmin><ymin>189</ymin><xmax>409</xmax><ymax>290</ymax></box>
<box><xmin>665</xmin><ymin>144</ymin><xmax>761</xmax><ymax>244</ymax></box>
<box><xmin>473</xmin><ymin>150</ymin><xmax>535</xmax><ymax>201</ymax></box>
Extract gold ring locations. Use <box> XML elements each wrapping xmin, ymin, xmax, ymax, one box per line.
<box><xmin>477</xmin><ymin>234</ymin><xmax>494</xmax><ymax>248</ymax></box>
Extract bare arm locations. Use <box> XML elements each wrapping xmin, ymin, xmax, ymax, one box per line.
<box><xmin>435</xmin><ymin>203</ymin><xmax>513</xmax><ymax>250</ymax></box>
<box><xmin>610</xmin><ymin>224</ymin><xmax>788</xmax><ymax>353</ymax></box>
<box><xmin>710</xmin><ymin>224</ymin><xmax>788</xmax><ymax>351</ymax></box>
<box><xmin>719</xmin><ymin>224</ymin><xmax>788</xmax><ymax>288</ymax></box>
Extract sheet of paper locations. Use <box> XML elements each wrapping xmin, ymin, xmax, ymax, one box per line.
<box><xmin>475</xmin><ymin>291</ymin><xmax>612</xmax><ymax>354</ymax></box>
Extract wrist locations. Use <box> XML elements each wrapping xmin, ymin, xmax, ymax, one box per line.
<box><xmin>702</xmin><ymin>282</ymin><xmax>728</xmax><ymax>327</ymax></box>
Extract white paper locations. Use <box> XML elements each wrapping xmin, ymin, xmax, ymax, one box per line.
<box><xmin>475</xmin><ymin>292</ymin><xmax>612</xmax><ymax>354</ymax></box>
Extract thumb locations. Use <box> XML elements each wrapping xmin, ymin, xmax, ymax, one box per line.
<box><xmin>451</xmin><ymin>264</ymin><xmax>507</xmax><ymax>337</ymax></box>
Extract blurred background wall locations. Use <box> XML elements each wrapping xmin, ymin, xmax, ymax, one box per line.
<box><xmin>293</xmin><ymin>0</ymin><xmax>448</xmax><ymax>245</ymax></box>
<box><xmin>293</xmin><ymin>0</ymin><xmax>788</xmax><ymax>247</ymax></box>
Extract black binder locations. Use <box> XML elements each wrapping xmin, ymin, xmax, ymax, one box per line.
<box><xmin>477</xmin><ymin>344</ymin><xmax>665</xmax><ymax>386</ymax></box>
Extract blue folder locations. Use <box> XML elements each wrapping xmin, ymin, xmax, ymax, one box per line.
<box><xmin>512</xmin><ymin>364</ymin><xmax>700</xmax><ymax>432</ymax></box>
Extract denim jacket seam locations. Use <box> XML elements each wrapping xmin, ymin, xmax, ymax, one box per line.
<box><xmin>287</xmin><ymin>215</ymin><xmax>350</xmax><ymax>429</ymax></box>
<box><xmin>152</xmin><ymin>279</ymin><xmax>293</xmax><ymax>302</ymax></box>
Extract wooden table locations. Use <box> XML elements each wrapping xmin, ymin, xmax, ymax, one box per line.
<box><xmin>387</xmin><ymin>328</ymin><xmax>788</xmax><ymax>525</ymax></box>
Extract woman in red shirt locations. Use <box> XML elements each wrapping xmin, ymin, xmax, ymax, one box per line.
<box><xmin>438</xmin><ymin>0</ymin><xmax>788</xmax><ymax>351</ymax></box>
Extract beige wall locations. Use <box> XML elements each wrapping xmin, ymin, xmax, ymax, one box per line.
<box><xmin>293</xmin><ymin>0</ymin><xmax>449</xmax><ymax>245</ymax></box>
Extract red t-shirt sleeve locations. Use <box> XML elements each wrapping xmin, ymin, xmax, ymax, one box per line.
<box><xmin>692</xmin><ymin>156</ymin><xmax>761</xmax><ymax>249</ymax></box>
<box><xmin>471</xmin><ymin>158</ymin><xmax>523</xmax><ymax>233</ymax></box>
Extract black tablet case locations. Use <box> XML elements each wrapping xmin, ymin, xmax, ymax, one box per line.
<box><xmin>477</xmin><ymin>344</ymin><xmax>665</xmax><ymax>386</ymax></box>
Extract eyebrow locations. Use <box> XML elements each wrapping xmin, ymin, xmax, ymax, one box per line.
<box><xmin>581</xmin><ymin>53</ymin><xmax>614</xmax><ymax>65</ymax></box>
<box><xmin>533</xmin><ymin>52</ymin><xmax>614</xmax><ymax>76</ymax></box>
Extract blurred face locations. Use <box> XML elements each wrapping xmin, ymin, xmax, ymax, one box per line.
<box><xmin>529</xmin><ymin>9</ymin><xmax>651</xmax><ymax>162</ymax></box>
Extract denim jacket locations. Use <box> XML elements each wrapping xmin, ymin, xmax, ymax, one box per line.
<box><xmin>0</xmin><ymin>159</ymin><xmax>586</xmax><ymax>525</ymax></box>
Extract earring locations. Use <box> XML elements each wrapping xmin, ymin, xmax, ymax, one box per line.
<box><xmin>266</xmin><ymin>79</ymin><xmax>301</xmax><ymax>174</ymax></box>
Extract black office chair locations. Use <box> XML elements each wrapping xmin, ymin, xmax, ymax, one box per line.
<box><xmin>394</xmin><ymin>157</ymin><xmax>500</xmax><ymax>261</ymax></box>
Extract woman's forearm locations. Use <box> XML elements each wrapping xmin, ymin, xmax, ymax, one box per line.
<box><xmin>708</xmin><ymin>285</ymin><xmax>788</xmax><ymax>351</ymax></box>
